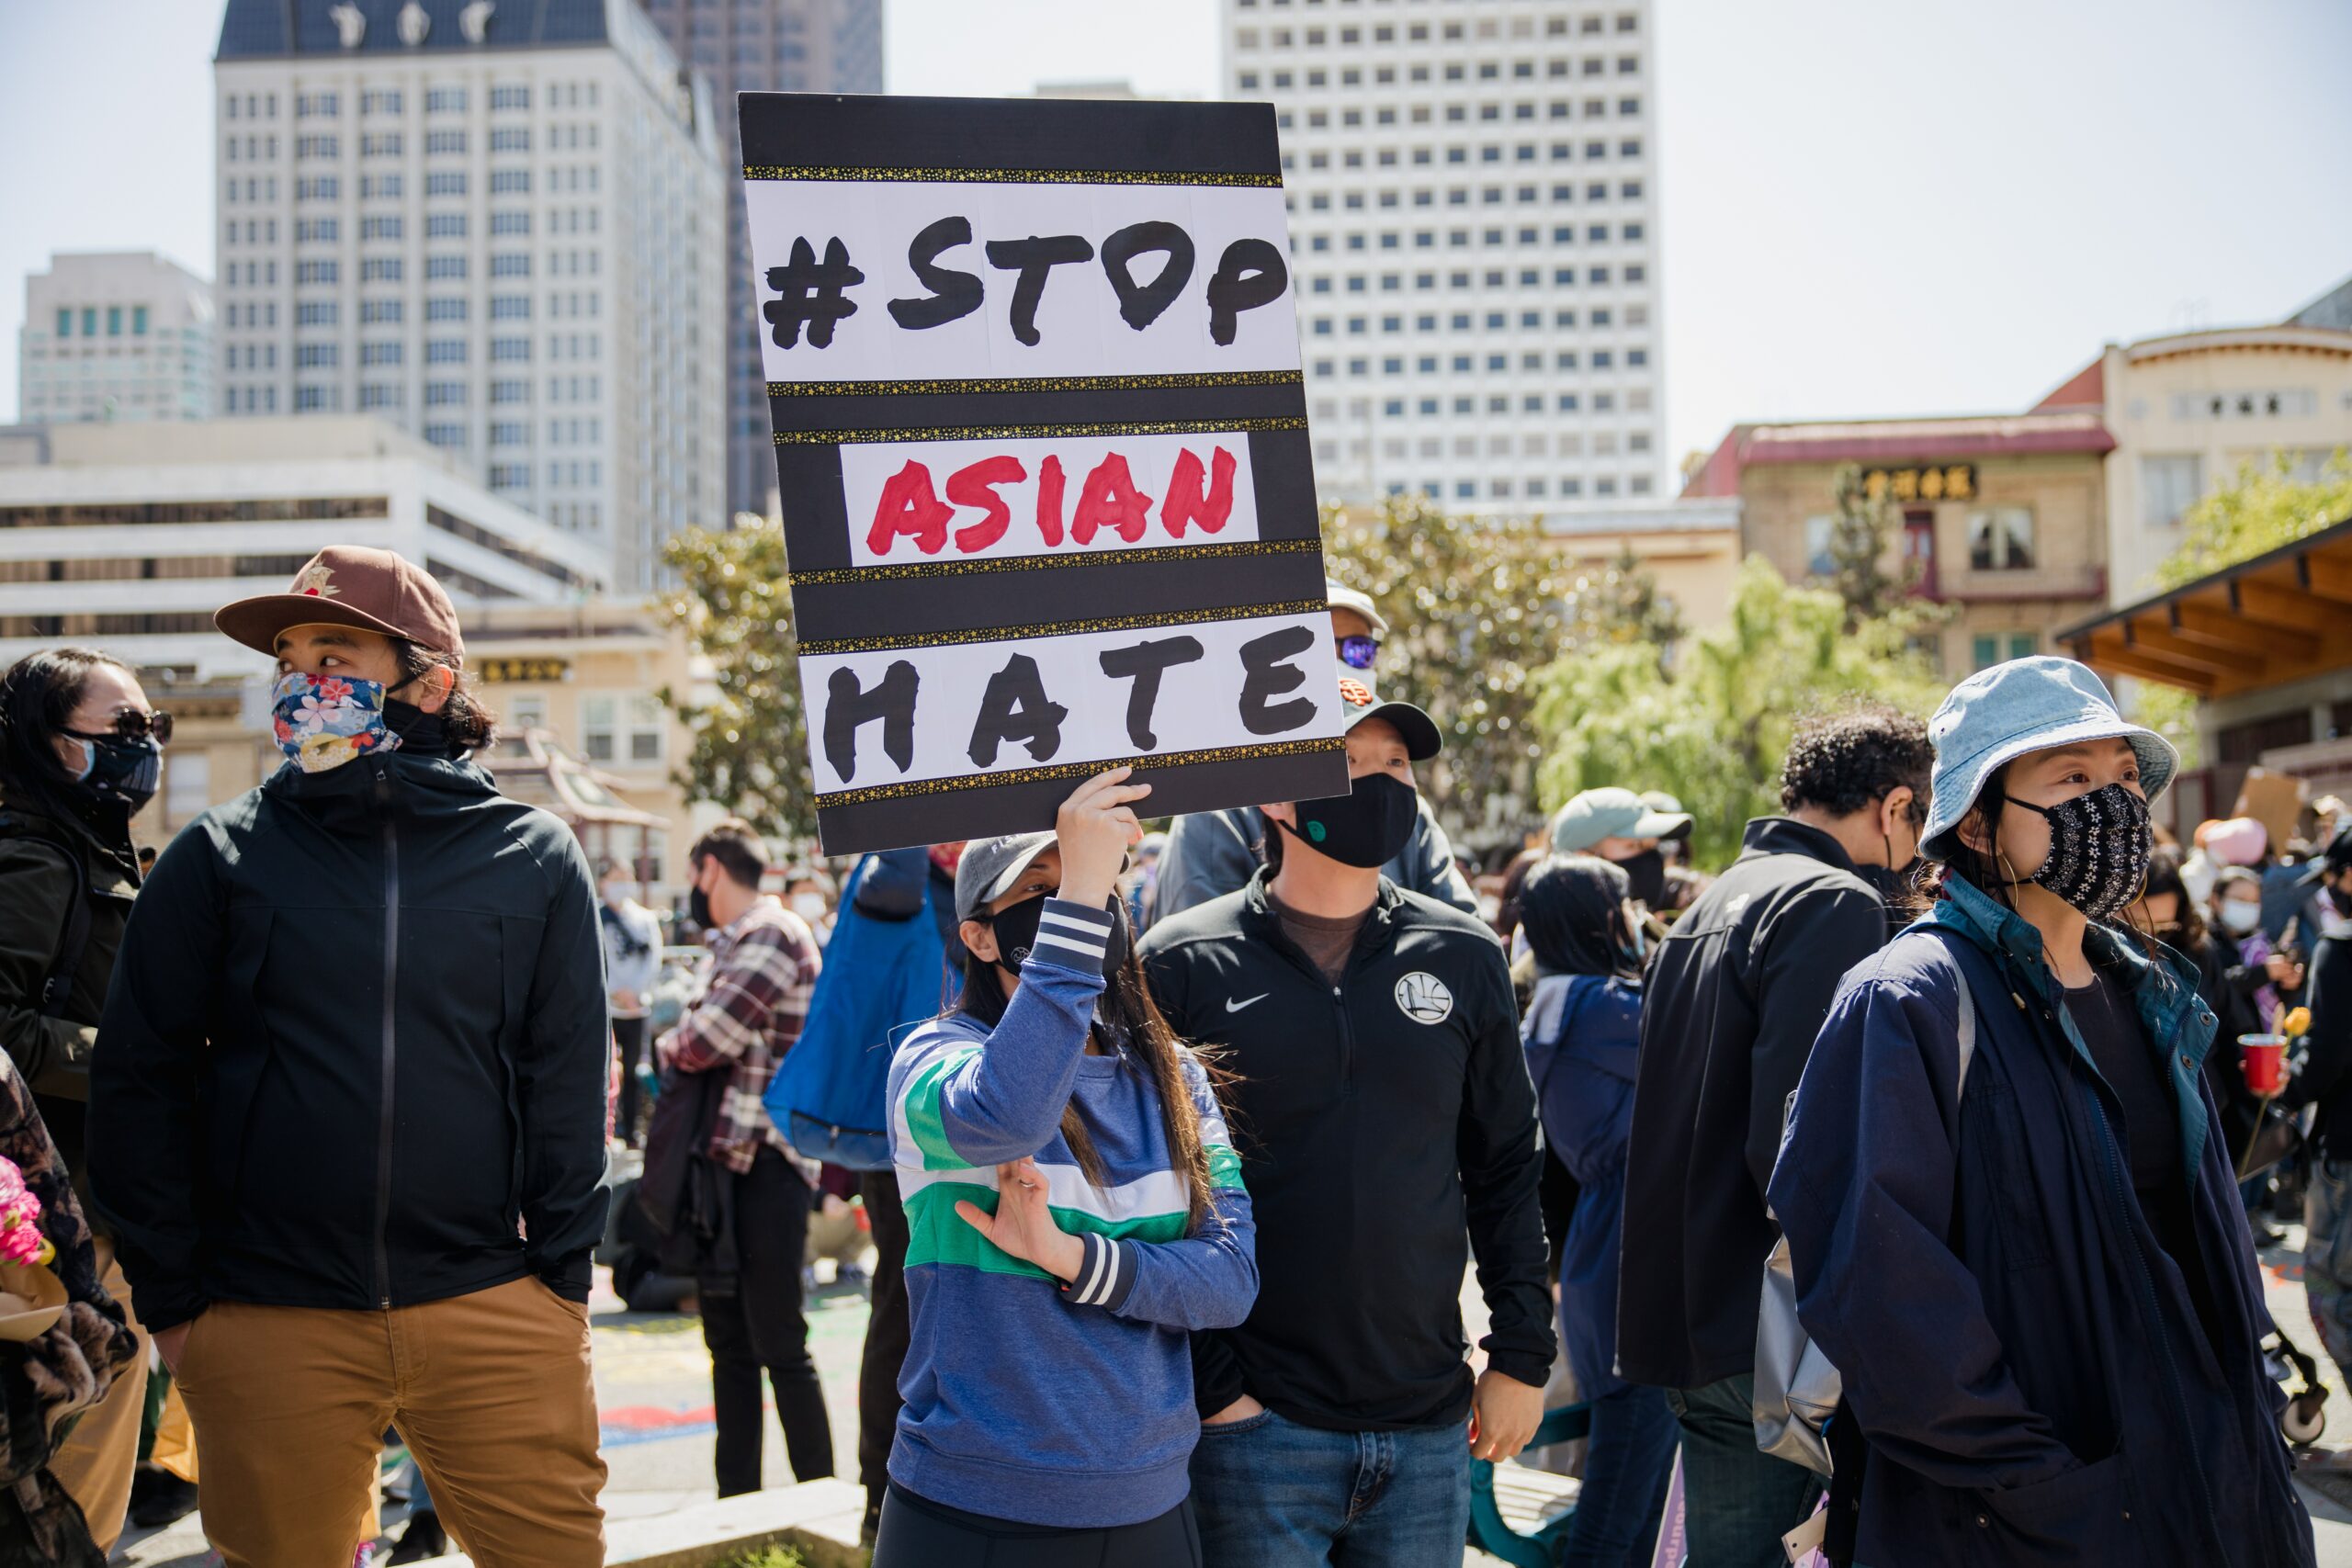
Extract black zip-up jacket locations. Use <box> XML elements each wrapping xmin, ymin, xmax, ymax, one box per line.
<box><xmin>1139</xmin><ymin>870</ymin><xmax>1555</xmax><ymax>1429</ymax></box>
<box><xmin>1615</xmin><ymin>817</ymin><xmax>1887</xmax><ymax>1391</ymax></box>
<box><xmin>2289</xmin><ymin>927</ymin><xmax>2352</xmax><ymax>1158</ymax></box>
<box><xmin>88</xmin><ymin>750</ymin><xmax>611</xmax><ymax>1333</ymax></box>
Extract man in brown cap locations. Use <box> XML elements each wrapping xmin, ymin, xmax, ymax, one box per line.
<box><xmin>90</xmin><ymin>547</ymin><xmax>612</xmax><ymax>1566</ymax></box>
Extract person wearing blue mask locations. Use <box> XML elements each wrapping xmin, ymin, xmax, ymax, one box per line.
<box><xmin>1769</xmin><ymin>658</ymin><xmax>2313</xmax><ymax>1567</ymax></box>
<box><xmin>0</xmin><ymin>646</ymin><xmax>164</xmax><ymax>1553</ymax></box>
<box><xmin>90</xmin><ymin>547</ymin><xmax>611</xmax><ymax>1568</ymax></box>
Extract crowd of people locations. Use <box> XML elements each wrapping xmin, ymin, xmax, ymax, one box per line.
<box><xmin>0</xmin><ymin>540</ymin><xmax>2348</xmax><ymax>1567</ymax></box>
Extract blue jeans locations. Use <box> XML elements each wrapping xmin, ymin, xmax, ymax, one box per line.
<box><xmin>1663</xmin><ymin>1376</ymin><xmax>1820</xmax><ymax>1568</ymax></box>
<box><xmin>1190</xmin><ymin>1406</ymin><xmax>1471</xmax><ymax>1567</ymax></box>
<box><xmin>1560</xmin><ymin>1383</ymin><xmax>1678</xmax><ymax>1568</ymax></box>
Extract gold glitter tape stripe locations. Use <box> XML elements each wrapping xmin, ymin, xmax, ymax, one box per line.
<box><xmin>765</xmin><ymin>370</ymin><xmax>1305</xmax><ymax>398</ymax></box>
<box><xmin>744</xmin><ymin>164</ymin><xmax>1282</xmax><ymax>187</ymax></box>
<box><xmin>816</xmin><ymin>737</ymin><xmax>1344</xmax><ymax>810</ymax></box>
<box><xmin>787</xmin><ymin>539</ymin><xmax>1323</xmax><ymax>587</ymax></box>
<box><xmin>776</xmin><ymin>416</ymin><xmax>1307</xmax><ymax>446</ymax></box>
<box><xmin>799</xmin><ymin>599</ymin><xmax>1329</xmax><ymax>657</ymax></box>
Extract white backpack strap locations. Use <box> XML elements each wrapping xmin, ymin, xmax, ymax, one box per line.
<box><xmin>1952</xmin><ymin>962</ymin><xmax>1977</xmax><ymax>1098</ymax></box>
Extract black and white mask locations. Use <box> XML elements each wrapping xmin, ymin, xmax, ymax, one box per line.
<box><xmin>2004</xmin><ymin>783</ymin><xmax>2153</xmax><ymax>922</ymax></box>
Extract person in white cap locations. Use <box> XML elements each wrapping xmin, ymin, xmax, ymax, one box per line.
<box><xmin>1151</xmin><ymin>581</ymin><xmax>1476</xmax><ymax>924</ymax></box>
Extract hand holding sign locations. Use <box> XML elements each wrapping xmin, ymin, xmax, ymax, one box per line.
<box><xmin>1056</xmin><ymin>766</ymin><xmax>1151</xmax><ymax>912</ymax></box>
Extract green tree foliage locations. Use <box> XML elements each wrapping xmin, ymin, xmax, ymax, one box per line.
<box><xmin>1532</xmin><ymin>556</ymin><xmax>1945</xmax><ymax>870</ymax></box>
<box><xmin>655</xmin><ymin>516</ymin><xmax>815</xmax><ymax>843</ymax></box>
<box><xmin>1322</xmin><ymin>498</ymin><xmax>1682</xmax><ymax>841</ymax></box>
<box><xmin>2154</xmin><ymin>449</ymin><xmax>2352</xmax><ymax>590</ymax></box>
<box><xmin>1824</xmin><ymin>462</ymin><xmax>1910</xmax><ymax>628</ymax></box>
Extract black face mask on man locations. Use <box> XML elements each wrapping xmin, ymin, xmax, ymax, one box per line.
<box><xmin>1279</xmin><ymin>773</ymin><xmax>1419</xmax><ymax>870</ymax></box>
<box><xmin>985</xmin><ymin>892</ymin><xmax>1130</xmax><ymax>979</ymax></box>
<box><xmin>1611</xmin><ymin>847</ymin><xmax>1668</xmax><ymax>910</ymax></box>
<box><xmin>2004</xmin><ymin>782</ymin><xmax>2154</xmax><ymax>922</ymax></box>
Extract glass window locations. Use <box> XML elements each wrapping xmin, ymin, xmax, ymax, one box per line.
<box><xmin>2142</xmin><ymin>454</ymin><xmax>2203</xmax><ymax>526</ymax></box>
<box><xmin>1966</xmin><ymin>507</ymin><xmax>2034</xmax><ymax>570</ymax></box>
<box><xmin>1804</xmin><ymin>515</ymin><xmax>1836</xmax><ymax>578</ymax></box>
<box><xmin>582</xmin><ymin>695</ymin><xmax>616</xmax><ymax>761</ymax></box>
<box><xmin>628</xmin><ymin>695</ymin><xmax>665</xmax><ymax>762</ymax></box>
<box><xmin>1972</xmin><ymin>634</ymin><xmax>2000</xmax><ymax>671</ymax></box>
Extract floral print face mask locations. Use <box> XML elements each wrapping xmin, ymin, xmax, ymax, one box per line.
<box><xmin>271</xmin><ymin>671</ymin><xmax>403</xmax><ymax>774</ymax></box>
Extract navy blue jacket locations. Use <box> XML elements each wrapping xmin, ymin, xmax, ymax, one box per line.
<box><xmin>1768</xmin><ymin>874</ymin><xmax>2312</xmax><ymax>1567</ymax></box>
<box><xmin>1522</xmin><ymin>972</ymin><xmax>1642</xmax><ymax>1400</ymax></box>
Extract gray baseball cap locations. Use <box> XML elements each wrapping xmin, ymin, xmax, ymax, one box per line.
<box><xmin>1325</xmin><ymin>576</ymin><xmax>1389</xmax><ymax>635</ymax></box>
<box><xmin>1551</xmin><ymin>787</ymin><xmax>1693</xmax><ymax>854</ymax></box>
<box><xmin>953</xmin><ymin>830</ymin><xmax>1131</xmax><ymax>922</ymax></box>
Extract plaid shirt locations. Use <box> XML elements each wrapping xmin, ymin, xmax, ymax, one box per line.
<box><xmin>665</xmin><ymin>897</ymin><xmax>820</xmax><ymax>1172</ymax></box>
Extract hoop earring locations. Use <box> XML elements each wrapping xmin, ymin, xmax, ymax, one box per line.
<box><xmin>1996</xmin><ymin>850</ymin><xmax>2028</xmax><ymax>893</ymax></box>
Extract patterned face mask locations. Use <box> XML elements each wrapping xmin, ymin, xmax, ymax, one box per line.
<box><xmin>2004</xmin><ymin>782</ymin><xmax>2153</xmax><ymax>922</ymax></box>
<box><xmin>271</xmin><ymin>671</ymin><xmax>403</xmax><ymax>774</ymax></box>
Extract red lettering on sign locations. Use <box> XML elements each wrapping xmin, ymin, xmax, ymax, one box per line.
<box><xmin>1160</xmin><ymin>446</ymin><xmax>1238</xmax><ymax>537</ymax></box>
<box><xmin>866</xmin><ymin>460</ymin><xmax>954</xmax><ymax>557</ymax></box>
<box><xmin>1070</xmin><ymin>453</ymin><xmax>1153</xmax><ymax>546</ymax></box>
<box><xmin>947</xmin><ymin>456</ymin><xmax>1026</xmax><ymax>553</ymax></box>
<box><xmin>1035</xmin><ymin>455</ymin><xmax>1067</xmax><ymax>547</ymax></box>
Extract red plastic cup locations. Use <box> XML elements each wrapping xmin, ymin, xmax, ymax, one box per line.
<box><xmin>2241</xmin><ymin>1034</ymin><xmax>2288</xmax><ymax>1097</ymax></box>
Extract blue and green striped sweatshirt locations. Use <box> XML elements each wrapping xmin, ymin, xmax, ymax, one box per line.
<box><xmin>886</xmin><ymin>897</ymin><xmax>1256</xmax><ymax>1528</ymax></box>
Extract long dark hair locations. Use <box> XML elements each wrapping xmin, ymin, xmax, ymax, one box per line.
<box><xmin>392</xmin><ymin>638</ymin><xmax>497</xmax><ymax>751</ymax></box>
<box><xmin>955</xmin><ymin>938</ymin><xmax>1221</xmax><ymax>1234</ymax></box>
<box><xmin>1520</xmin><ymin>853</ymin><xmax>1638</xmax><ymax>981</ymax></box>
<box><xmin>0</xmin><ymin>648</ymin><xmax>134</xmax><ymax>821</ymax></box>
<box><xmin>2131</xmin><ymin>844</ymin><xmax>2210</xmax><ymax>953</ymax></box>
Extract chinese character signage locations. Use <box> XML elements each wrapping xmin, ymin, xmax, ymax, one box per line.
<box><xmin>477</xmin><ymin>657</ymin><xmax>571</xmax><ymax>683</ymax></box>
<box><xmin>1860</xmin><ymin>464</ymin><xmax>1976</xmax><ymax>503</ymax></box>
<box><xmin>739</xmin><ymin>93</ymin><xmax>1349</xmax><ymax>854</ymax></box>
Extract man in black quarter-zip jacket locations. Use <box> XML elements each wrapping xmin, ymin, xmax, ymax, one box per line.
<box><xmin>1140</xmin><ymin>674</ymin><xmax>1554</xmax><ymax>1566</ymax></box>
<box><xmin>90</xmin><ymin>548</ymin><xmax>610</xmax><ymax>1568</ymax></box>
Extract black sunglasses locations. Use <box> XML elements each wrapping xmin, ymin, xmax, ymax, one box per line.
<box><xmin>1337</xmin><ymin>634</ymin><xmax>1380</xmax><ymax>671</ymax></box>
<box><xmin>63</xmin><ymin>709</ymin><xmax>172</xmax><ymax>746</ymax></box>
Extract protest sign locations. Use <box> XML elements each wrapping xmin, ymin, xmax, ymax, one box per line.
<box><xmin>739</xmin><ymin>92</ymin><xmax>1350</xmax><ymax>853</ymax></box>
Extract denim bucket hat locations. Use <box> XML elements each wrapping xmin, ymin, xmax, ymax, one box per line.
<box><xmin>1920</xmin><ymin>656</ymin><xmax>2178</xmax><ymax>862</ymax></box>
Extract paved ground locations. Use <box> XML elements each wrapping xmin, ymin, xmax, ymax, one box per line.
<box><xmin>117</xmin><ymin>1234</ymin><xmax>2352</xmax><ymax>1565</ymax></box>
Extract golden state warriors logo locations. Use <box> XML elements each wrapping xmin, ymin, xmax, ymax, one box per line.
<box><xmin>1394</xmin><ymin>972</ymin><xmax>1453</xmax><ymax>1024</ymax></box>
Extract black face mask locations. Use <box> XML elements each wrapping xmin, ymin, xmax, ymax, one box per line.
<box><xmin>986</xmin><ymin>891</ymin><xmax>1129</xmax><ymax>979</ymax></box>
<box><xmin>1280</xmin><ymin>773</ymin><xmax>1419</xmax><ymax>870</ymax></box>
<box><xmin>72</xmin><ymin>732</ymin><xmax>162</xmax><ymax>815</ymax></box>
<box><xmin>382</xmin><ymin>697</ymin><xmax>454</xmax><ymax>756</ymax></box>
<box><xmin>1611</xmin><ymin>846</ymin><xmax>1668</xmax><ymax>909</ymax></box>
<box><xmin>2005</xmin><ymin>782</ymin><xmax>2154</xmax><ymax>922</ymax></box>
<box><xmin>688</xmin><ymin>884</ymin><xmax>715</xmax><ymax>931</ymax></box>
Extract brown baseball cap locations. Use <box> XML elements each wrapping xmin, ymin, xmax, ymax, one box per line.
<box><xmin>215</xmin><ymin>547</ymin><xmax>464</xmax><ymax>660</ymax></box>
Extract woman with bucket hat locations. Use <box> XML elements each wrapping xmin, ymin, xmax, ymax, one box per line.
<box><xmin>1765</xmin><ymin>658</ymin><xmax>2313</xmax><ymax>1566</ymax></box>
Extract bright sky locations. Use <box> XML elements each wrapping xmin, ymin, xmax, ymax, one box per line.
<box><xmin>6</xmin><ymin>0</ymin><xmax>2350</xmax><ymax>473</ymax></box>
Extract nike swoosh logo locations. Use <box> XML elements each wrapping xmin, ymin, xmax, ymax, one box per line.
<box><xmin>1226</xmin><ymin>994</ymin><xmax>1270</xmax><ymax>1014</ymax></box>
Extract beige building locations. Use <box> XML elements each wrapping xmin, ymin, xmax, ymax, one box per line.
<box><xmin>1540</xmin><ymin>495</ymin><xmax>1742</xmax><ymax>631</ymax></box>
<box><xmin>2030</xmin><ymin>323</ymin><xmax>2352</xmax><ymax>604</ymax></box>
<box><xmin>1684</xmin><ymin>412</ymin><xmax>2114</xmax><ymax>675</ymax></box>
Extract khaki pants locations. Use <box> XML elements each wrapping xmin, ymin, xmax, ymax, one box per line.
<box><xmin>48</xmin><ymin>1237</ymin><xmax>150</xmax><ymax>1553</ymax></box>
<box><xmin>175</xmin><ymin>1275</ymin><xmax>605</xmax><ymax>1568</ymax></box>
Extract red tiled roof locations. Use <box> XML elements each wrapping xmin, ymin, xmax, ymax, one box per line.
<box><xmin>2031</xmin><ymin>358</ymin><xmax>2104</xmax><ymax>411</ymax></box>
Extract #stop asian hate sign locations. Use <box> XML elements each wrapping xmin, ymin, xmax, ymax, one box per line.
<box><xmin>740</xmin><ymin>92</ymin><xmax>1351</xmax><ymax>854</ymax></box>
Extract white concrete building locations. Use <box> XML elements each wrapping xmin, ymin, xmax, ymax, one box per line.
<box><xmin>211</xmin><ymin>0</ymin><xmax>728</xmax><ymax>589</ymax></box>
<box><xmin>0</xmin><ymin>415</ymin><xmax>606</xmax><ymax>682</ymax></box>
<box><xmin>1225</xmin><ymin>0</ymin><xmax>1664</xmax><ymax>511</ymax></box>
<box><xmin>17</xmin><ymin>252</ymin><xmax>216</xmax><ymax>425</ymax></box>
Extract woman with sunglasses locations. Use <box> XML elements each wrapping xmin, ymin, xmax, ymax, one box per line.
<box><xmin>0</xmin><ymin>647</ymin><xmax>167</xmax><ymax>1554</ymax></box>
<box><xmin>874</xmin><ymin>768</ymin><xmax>1255</xmax><ymax>1568</ymax></box>
<box><xmin>1766</xmin><ymin>658</ymin><xmax>2313</xmax><ymax>1567</ymax></box>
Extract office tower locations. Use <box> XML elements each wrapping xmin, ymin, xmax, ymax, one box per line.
<box><xmin>212</xmin><ymin>0</ymin><xmax>728</xmax><ymax>588</ymax></box>
<box><xmin>19</xmin><ymin>252</ymin><xmax>216</xmax><ymax>425</ymax></box>
<box><xmin>636</xmin><ymin>0</ymin><xmax>885</xmax><ymax>518</ymax></box>
<box><xmin>1225</xmin><ymin>0</ymin><xmax>1663</xmax><ymax>510</ymax></box>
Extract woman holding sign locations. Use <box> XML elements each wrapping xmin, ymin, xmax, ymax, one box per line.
<box><xmin>875</xmin><ymin>768</ymin><xmax>1255</xmax><ymax>1568</ymax></box>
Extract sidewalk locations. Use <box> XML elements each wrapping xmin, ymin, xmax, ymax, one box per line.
<box><xmin>119</xmin><ymin>1240</ymin><xmax>2352</xmax><ymax>1565</ymax></box>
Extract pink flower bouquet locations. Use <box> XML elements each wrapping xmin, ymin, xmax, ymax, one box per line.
<box><xmin>0</xmin><ymin>1157</ymin><xmax>62</xmax><ymax>1342</ymax></box>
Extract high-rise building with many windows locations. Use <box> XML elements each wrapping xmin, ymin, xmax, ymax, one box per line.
<box><xmin>211</xmin><ymin>0</ymin><xmax>728</xmax><ymax>589</ymax></box>
<box><xmin>636</xmin><ymin>0</ymin><xmax>885</xmax><ymax>519</ymax></box>
<box><xmin>1224</xmin><ymin>0</ymin><xmax>1663</xmax><ymax>510</ymax></box>
<box><xmin>18</xmin><ymin>253</ymin><xmax>216</xmax><ymax>425</ymax></box>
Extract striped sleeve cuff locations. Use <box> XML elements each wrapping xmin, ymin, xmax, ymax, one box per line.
<box><xmin>1057</xmin><ymin>1231</ymin><xmax>1136</xmax><ymax>1312</ymax></box>
<box><xmin>1026</xmin><ymin>897</ymin><xmax>1117</xmax><ymax>976</ymax></box>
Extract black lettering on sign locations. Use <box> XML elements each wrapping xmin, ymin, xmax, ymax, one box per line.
<box><xmin>983</xmin><ymin>235</ymin><xmax>1096</xmax><ymax>347</ymax></box>
<box><xmin>967</xmin><ymin>653</ymin><xmax>1069</xmax><ymax>768</ymax></box>
<box><xmin>888</xmin><ymin>216</ymin><xmax>984</xmax><ymax>331</ymax></box>
<box><xmin>1098</xmin><ymin>221</ymin><xmax>1197</xmax><ymax>333</ymax></box>
<box><xmin>1205</xmin><ymin>238</ymin><xmax>1288</xmax><ymax>348</ymax></box>
<box><xmin>1097</xmin><ymin>637</ymin><xmax>1206</xmax><ymax>750</ymax></box>
<box><xmin>823</xmin><ymin>660</ymin><xmax>919</xmax><ymax>781</ymax></box>
<box><xmin>763</xmin><ymin>236</ymin><xmax>863</xmax><ymax>349</ymax></box>
<box><xmin>1237</xmin><ymin>625</ymin><xmax>1317</xmax><ymax>736</ymax></box>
